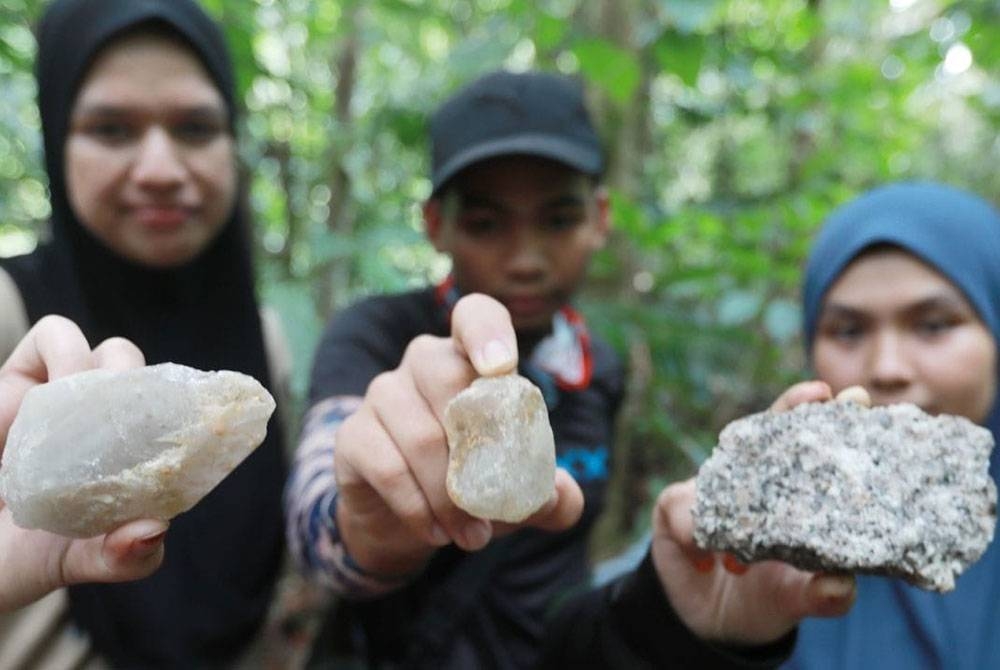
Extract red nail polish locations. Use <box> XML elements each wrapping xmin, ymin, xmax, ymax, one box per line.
<box><xmin>693</xmin><ymin>556</ymin><xmax>715</xmax><ymax>573</ymax></box>
<box><xmin>723</xmin><ymin>554</ymin><xmax>749</xmax><ymax>574</ymax></box>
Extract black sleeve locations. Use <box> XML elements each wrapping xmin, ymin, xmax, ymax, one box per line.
<box><xmin>307</xmin><ymin>291</ymin><xmax>438</xmax><ymax>403</ymax></box>
<box><xmin>538</xmin><ymin>551</ymin><xmax>796</xmax><ymax>670</ymax></box>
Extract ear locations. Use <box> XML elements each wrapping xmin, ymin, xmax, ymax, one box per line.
<box><xmin>423</xmin><ymin>199</ymin><xmax>447</xmax><ymax>252</ymax></box>
<box><xmin>590</xmin><ymin>186</ymin><xmax>611</xmax><ymax>250</ymax></box>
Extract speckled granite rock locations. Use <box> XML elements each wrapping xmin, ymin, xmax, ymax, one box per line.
<box><xmin>693</xmin><ymin>401</ymin><xmax>996</xmax><ymax>592</ymax></box>
<box><xmin>0</xmin><ymin>363</ymin><xmax>274</xmax><ymax>537</ymax></box>
<box><xmin>444</xmin><ymin>374</ymin><xmax>555</xmax><ymax>523</ymax></box>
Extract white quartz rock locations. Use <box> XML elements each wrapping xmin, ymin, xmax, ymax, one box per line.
<box><xmin>0</xmin><ymin>363</ymin><xmax>275</xmax><ymax>537</ymax></box>
<box><xmin>444</xmin><ymin>374</ymin><xmax>556</xmax><ymax>523</ymax></box>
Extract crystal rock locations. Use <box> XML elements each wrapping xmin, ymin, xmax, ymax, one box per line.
<box><xmin>443</xmin><ymin>374</ymin><xmax>555</xmax><ymax>523</ymax></box>
<box><xmin>0</xmin><ymin>363</ymin><xmax>275</xmax><ymax>537</ymax></box>
<box><xmin>692</xmin><ymin>400</ymin><xmax>996</xmax><ymax>592</ymax></box>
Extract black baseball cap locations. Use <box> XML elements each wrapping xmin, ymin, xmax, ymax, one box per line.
<box><xmin>429</xmin><ymin>70</ymin><xmax>604</xmax><ymax>194</ymax></box>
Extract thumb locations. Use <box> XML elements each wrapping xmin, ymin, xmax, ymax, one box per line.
<box><xmin>62</xmin><ymin>520</ymin><xmax>168</xmax><ymax>586</ymax></box>
<box><xmin>450</xmin><ymin>294</ymin><xmax>519</xmax><ymax>376</ymax></box>
<box><xmin>770</xmin><ymin>568</ymin><xmax>857</xmax><ymax>623</ymax></box>
<box><xmin>525</xmin><ymin>468</ymin><xmax>584</xmax><ymax>532</ymax></box>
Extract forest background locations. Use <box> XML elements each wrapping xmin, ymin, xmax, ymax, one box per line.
<box><xmin>2</xmin><ymin>0</ymin><xmax>998</xmax><ymax>555</ymax></box>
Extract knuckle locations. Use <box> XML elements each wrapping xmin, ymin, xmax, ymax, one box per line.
<box><xmin>405</xmin><ymin>334</ymin><xmax>444</xmax><ymax>362</ymax></box>
<box><xmin>406</xmin><ymin>422</ymin><xmax>446</xmax><ymax>457</ymax></box>
<box><xmin>369</xmin><ymin>458</ymin><xmax>412</xmax><ymax>494</ymax></box>
<box><xmin>365</xmin><ymin>371</ymin><xmax>398</xmax><ymax>401</ymax></box>
<box><xmin>36</xmin><ymin>314</ymin><xmax>71</xmax><ymax>329</ymax></box>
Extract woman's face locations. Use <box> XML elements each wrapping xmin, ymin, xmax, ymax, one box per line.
<box><xmin>813</xmin><ymin>248</ymin><xmax>997</xmax><ymax>423</ymax></box>
<box><xmin>65</xmin><ymin>32</ymin><xmax>236</xmax><ymax>268</ymax></box>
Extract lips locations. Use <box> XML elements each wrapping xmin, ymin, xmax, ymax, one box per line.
<box><xmin>503</xmin><ymin>294</ymin><xmax>552</xmax><ymax>318</ymax></box>
<box><xmin>132</xmin><ymin>205</ymin><xmax>193</xmax><ymax>231</ymax></box>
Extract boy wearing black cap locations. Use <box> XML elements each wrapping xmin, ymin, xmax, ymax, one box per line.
<box><xmin>287</xmin><ymin>69</ymin><xmax>622</xmax><ymax>666</ymax></box>
<box><xmin>286</xmin><ymin>71</ymin><xmax>853</xmax><ymax>668</ymax></box>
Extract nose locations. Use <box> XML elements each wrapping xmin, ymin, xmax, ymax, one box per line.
<box><xmin>868</xmin><ymin>328</ymin><xmax>913</xmax><ymax>394</ymax></box>
<box><xmin>131</xmin><ymin>127</ymin><xmax>185</xmax><ymax>189</ymax></box>
<box><xmin>506</xmin><ymin>223</ymin><xmax>548</xmax><ymax>281</ymax></box>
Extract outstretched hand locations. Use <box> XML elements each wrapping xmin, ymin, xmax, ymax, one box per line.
<box><xmin>0</xmin><ymin>316</ymin><xmax>168</xmax><ymax>612</ymax></box>
<box><xmin>650</xmin><ymin>381</ymin><xmax>867</xmax><ymax>645</ymax></box>
<box><xmin>334</xmin><ymin>293</ymin><xmax>584</xmax><ymax>577</ymax></box>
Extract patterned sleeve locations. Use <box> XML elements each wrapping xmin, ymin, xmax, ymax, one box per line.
<box><xmin>283</xmin><ymin>395</ymin><xmax>411</xmax><ymax>598</ymax></box>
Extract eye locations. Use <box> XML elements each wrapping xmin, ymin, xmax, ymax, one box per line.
<box><xmin>172</xmin><ymin>119</ymin><xmax>225</xmax><ymax>145</ymax></box>
<box><xmin>914</xmin><ymin>315</ymin><xmax>956</xmax><ymax>338</ymax></box>
<box><xmin>820</xmin><ymin>319</ymin><xmax>867</xmax><ymax>344</ymax></box>
<box><xmin>83</xmin><ymin>120</ymin><xmax>137</xmax><ymax>145</ymax></box>
<box><xmin>546</xmin><ymin>216</ymin><xmax>583</xmax><ymax>232</ymax></box>
<box><xmin>457</xmin><ymin>214</ymin><xmax>503</xmax><ymax>238</ymax></box>
<box><xmin>544</xmin><ymin>209</ymin><xmax>585</xmax><ymax>232</ymax></box>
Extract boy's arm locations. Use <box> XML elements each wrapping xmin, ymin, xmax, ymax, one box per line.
<box><xmin>284</xmin><ymin>394</ymin><xmax>417</xmax><ymax>596</ymax></box>
<box><xmin>286</xmin><ymin>390</ymin><xmax>440</xmax><ymax>599</ymax></box>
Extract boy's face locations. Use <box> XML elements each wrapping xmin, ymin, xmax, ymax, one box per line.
<box><xmin>425</xmin><ymin>155</ymin><xmax>610</xmax><ymax>334</ymax></box>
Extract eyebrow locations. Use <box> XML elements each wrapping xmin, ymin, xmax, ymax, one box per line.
<box><xmin>821</xmin><ymin>293</ymin><xmax>974</xmax><ymax>319</ymax></box>
<box><xmin>72</xmin><ymin>104</ymin><xmax>226</xmax><ymax>120</ymax></box>
<box><xmin>456</xmin><ymin>192</ymin><xmax>587</xmax><ymax>213</ymax></box>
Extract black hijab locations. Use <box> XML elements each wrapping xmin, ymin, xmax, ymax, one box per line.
<box><xmin>0</xmin><ymin>0</ymin><xmax>287</xmax><ymax>665</ymax></box>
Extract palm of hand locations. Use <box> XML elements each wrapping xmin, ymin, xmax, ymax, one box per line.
<box><xmin>650</xmin><ymin>475</ymin><xmax>855</xmax><ymax>647</ymax></box>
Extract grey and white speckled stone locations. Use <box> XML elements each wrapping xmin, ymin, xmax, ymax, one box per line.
<box><xmin>444</xmin><ymin>374</ymin><xmax>555</xmax><ymax>523</ymax></box>
<box><xmin>693</xmin><ymin>400</ymin><xmax>996</xmax><ymax>592</ymax></box>
<box><xmin>0</xmin><ymin>363</ymin><xmax>274</xmax><ymax>537</ymax></box>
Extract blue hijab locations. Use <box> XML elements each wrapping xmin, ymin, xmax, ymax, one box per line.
<box><xmin>788</xmin><ymin>182</ymin><xmax>1000</xmax><ymax>670</ymax></box>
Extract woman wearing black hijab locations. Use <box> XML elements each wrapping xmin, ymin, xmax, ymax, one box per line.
<box><xmin>0</xmin><ymin>0</ymin><xmax>287</xmax><ymax>666</ymax></box>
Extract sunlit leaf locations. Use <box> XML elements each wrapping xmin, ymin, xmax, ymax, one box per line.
<box><xmin>534</xmin><ymin>12</ymin><xmax>567</xmax><ymax>52</ymax></box>
<box><xmin>572</xmin><ymin>38</ymin><xmax>641</xmax><ymax>104</ymax></box>
<box><xmin>654</xmin><ymin>30</ymin><xmax>705</xmax><ymax>86</ymax></box>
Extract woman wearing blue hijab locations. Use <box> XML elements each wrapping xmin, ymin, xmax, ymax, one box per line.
<box><xmin>788</xmin><ymin>181</ymin><xmax>1000</xmax><ymax>669</ymax></box>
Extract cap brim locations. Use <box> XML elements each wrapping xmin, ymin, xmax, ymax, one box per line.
<box><xmin>431</xmin><ymin>133</ymin><xmax>603</xmax><ymax>194</ymax></box>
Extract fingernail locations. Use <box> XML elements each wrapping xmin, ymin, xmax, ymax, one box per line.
<box><xmin>478</xmin><ymin>339</ymin><xmax>514</xmax><ymax>374</ymax></box>
<box><xmin>463</xmin><ymin>520</ymin><xmax>492</xmax><ymax>550</ymax></box>
<box><xmin>132</xmin><ymin>529</ymin><xmax>167</xmax><ymax>558</ymax></box>
<box><xmin>836</xmin><ymin>386</ymin><xmax>870</xmax><ymax>406</ymax></box>
<box><xmin>723</xmin><ymin>554</ymin><xmax>749</xmax><ymax>575</ymax></box>
<box><xmin>818</xmin><ymin>574</ymin><xmax>855</xmax><ymax>600</ymax></box>
<box><xmin>131</xmin><ymin>520</ymin><xmax>168</xmax><ymax>541</ymax></box>
<box><xmin>137</xmin><ymin>531</ymin><xmax>167</xmax><ymax>548</ymax></box>
<box><xmin>693</xmin><ymin>555</ymin><xmax>715</xmax><ymax>573</ymax></box>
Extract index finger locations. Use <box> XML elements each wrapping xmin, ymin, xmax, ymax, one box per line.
<box><xmin>1</xmin><ymin>315</ymin><xmax>94</xmax><ymax>381</ymax></box>
<box><xmin>655</xmin><ymin>478</ymin><xmax>715</xmax><ymax>571</ymax></box>
<box><xmin>0</xmin><ymin>316</ymin><xmax>95</xmax><ymax>447</ymax></box>
<box><xmin>450</xmin><ymin>294</ymin><xmax>519</xmax><ymax>377</ymax></box>
<box><xmin>769</xmin><ymin>380</ymin><xmax>832</xmax><ymax>413</ymax></box>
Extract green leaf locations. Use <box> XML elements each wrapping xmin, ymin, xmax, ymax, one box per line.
<box><xmin>654</xmin><ymin>31</ymin><xmax>705</xmax><ymax>86</ymax></box>
<box><xmin>534</xmin><ymin>13</ymin><xmax>567</xmax><ymax>52</ymax></box>
<box><xmin>572</xmin><ymin>39</ymin><xmax>641</xmax><ymax>105</ymax></box>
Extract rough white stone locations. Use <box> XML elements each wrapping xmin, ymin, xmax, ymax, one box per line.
<box><xmin>444</xmin><ymin>374</ymin><xmax>555</xmax><ymax>523</ymax></box>
<box><xmin>693</xmin><ymin>401</ymin><xmax>996</xmax><ymax>592</ymax></box>
<box><xmin>0</xmin><ymin>363</ymin><xmax>275</xmax><ymax>537</ymax></box>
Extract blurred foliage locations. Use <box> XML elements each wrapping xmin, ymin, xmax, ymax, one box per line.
<box><xmin>2</xmin><ymin>0</ymin><xmax>999</xmax><ymax>553</ymax></box>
